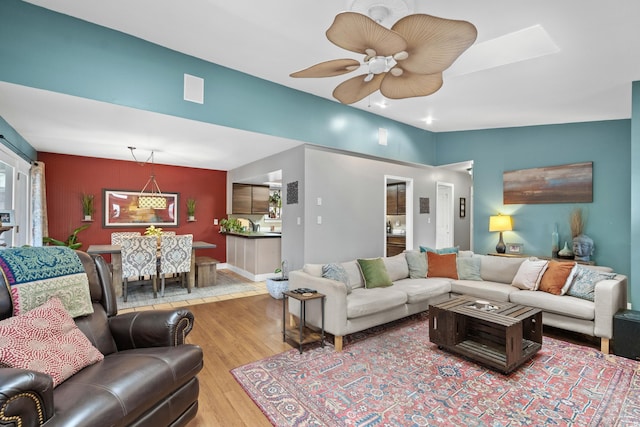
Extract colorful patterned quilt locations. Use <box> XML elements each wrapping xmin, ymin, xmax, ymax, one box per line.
<box><xmin>0</xmin><ymin>246</ymin><xmax>93</xmax><ymax>318</ymax></box>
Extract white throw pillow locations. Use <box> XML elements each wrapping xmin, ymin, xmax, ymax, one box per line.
<box><xmin>511</xmin><ymin>258</ymin><xmax>549</xmax><ymax>290</ymax></box>
<box><xmin>560</xmin><ymin>263</ymin><xmax>580</xmax><ymax>295</ymax></box>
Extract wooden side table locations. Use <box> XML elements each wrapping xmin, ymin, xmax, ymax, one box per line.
<box><xmin>282</xmin><ymin>290</ymin><xmax>325</xmax><ymax>353</ymax></box>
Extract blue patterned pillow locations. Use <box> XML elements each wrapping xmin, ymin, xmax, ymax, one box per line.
<box><xmin>566</xmin><ymin>265</ymin><xmax>616</xmax><ymax>301</ymax></box>
<box><xmin>322</xmin><ymin>263</ymin><xmax>352</xmax><ymax>294</ymax></box>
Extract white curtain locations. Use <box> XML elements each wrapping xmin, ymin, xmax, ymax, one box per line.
<box><xmin>30</xmin><ymin>161</ymin><xmax>48</xmax><ymax>246</ymax></box>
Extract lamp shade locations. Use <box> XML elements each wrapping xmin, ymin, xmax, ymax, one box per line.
<box><xmin>489</xmin><ymin>215</ymin><xmax>513</xmax><ymax>232</ymax></box>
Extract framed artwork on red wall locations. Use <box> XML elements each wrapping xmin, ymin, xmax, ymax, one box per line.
<box><xmin>103</xmin><ymin>189</ymin><xmax>179</xmax><ymax>227</ymax></box>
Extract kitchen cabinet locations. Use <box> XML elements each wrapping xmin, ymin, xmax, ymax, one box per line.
<box><xmin>386</xmin><ymin>235</ymin><xmax>406</xmax><ymax>257</ymax></box>
<box><xmin>232</xmin><ymin>183</ymin><xmax>269</xmax><ymax>214</ymax></box>
<box><xmin>387</xmin><ymin>183</ymin><xmax>406</xmax><ymax>215</ymax></box>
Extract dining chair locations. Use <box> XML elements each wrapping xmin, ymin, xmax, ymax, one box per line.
<box><xmin>111</xmin><ymin>231</ymin><xmax>141</xmax><ymax>245</ymax></box>
<box><xmin>159</xmin><ymin>234</ymin><xmax>193</xmax><ymax>297</ymax></box>
<box><xmin>162</xmin><ymin>231</ymin><xmax>176</xmax><ymax>236</ymax></box>
<box><xmin>121</xmin><ymin>235</ymin><xmax>159</xmax><ymax>302</ymax></box>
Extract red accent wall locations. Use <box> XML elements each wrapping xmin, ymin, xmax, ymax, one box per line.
<box><xmin>38</xmin><ymin>152</ymin><xmax>227</xmax><ymax>262</ymax></box>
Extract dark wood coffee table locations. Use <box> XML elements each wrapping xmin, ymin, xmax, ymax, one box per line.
<box><xmin>429</xmin><ymin>295</ymin><xmax>542</xmax><ymax>373</ymax></box>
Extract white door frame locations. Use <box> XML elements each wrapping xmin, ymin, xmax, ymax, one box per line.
<box><xmin>436</xmin><ymin>181</ymin><xmax>454</xmax><ymax>248</ymax></box>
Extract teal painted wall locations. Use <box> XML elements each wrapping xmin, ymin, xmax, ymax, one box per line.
<box><xmin>436</xmin><ymin>120</ymin><xmax>632</xmax><ymax>294</ymax></box>
<box><xmin>0</xmin><ymin>116</ymin><xmax>36</xmax><ymax>162</ymax></box>
<box><xmin>631</xmin><ymin>82</ymin><xmax>640</xmax><ymax>308</ymax></box>
<box><xmin>0</xmin><ymin>0</ymin><xmax>436</xmax><ymax>165</ymax></box>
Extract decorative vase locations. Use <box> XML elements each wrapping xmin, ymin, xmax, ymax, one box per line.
<box><xmin>84</xmin><ymin>215</ymin><xmax>92</xmax><ymax>221</ymax></box>
<box><xmin>188</xmin><ymin>215</ymin><xmax>195</xmax><ymax>221</ymax></box>
<box><xmin>558</xmin><ymin>241</ymin><xmax>573</xmax><ymax>259</ymax></box>
<box><xmin>266</xmin><ymin>278</ymin><xmax>289</xmax><ymax>299</ymax></box>
<box><xmin>551</xmin><ymin>224</ymin><xmax>559</xmax><ymax>258</ymax></box>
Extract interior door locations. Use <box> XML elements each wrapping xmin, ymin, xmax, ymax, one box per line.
<box><xmin>436</xmin><ymin>182</ymin><xmax>454</xmax><ymax>248</ymax></box>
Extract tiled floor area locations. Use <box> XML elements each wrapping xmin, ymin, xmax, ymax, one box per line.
<box><xmin>118</xmin><ymin>280</ymin><xmax>269</xmax><ymax>314</ymax></box>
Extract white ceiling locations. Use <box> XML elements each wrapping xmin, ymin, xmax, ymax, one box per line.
<box><xmin>2</xmin><ymin>0</ymin><xmax>640</xmax><ymax>171</ymax></box>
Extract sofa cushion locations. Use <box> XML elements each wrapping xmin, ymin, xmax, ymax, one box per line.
<box><xmin>511</xmin><ymin>258</ymin><xmax>549</xmax><ymax>290</ymax></box>
<box><xmin>427</xmin><ymin>252</ymin><xmax>458</xmax><ymax>279</ymax></box>
<box><xmin>342</xmin><ymin>260</ymin><xmax>364</xmax><ymax>289</ymax></box>
<box><xmin>539</xmin><ymin>261</ymin><xmax>577</xmax><ymax>295</ymax></box>
<box><xmin>346</xmin><ymin>287</ymin><xmax>408</xmax><ymax>319</ymax></box>
<box><xmin>405</xmin><ymin>250</ymin><xmax>427</xmax><ymax>279</ymax></box>
<box><xmin>566</xmin><ymin>265</ymin><xmax>616</xmax><ymax>301</ymax></box>
<box><xmin>0</xmin><ymin>297</ymin><xmax>104</xmax><ymax>387</ymax></box>
<box><xmin>393</xmin><ymin>278</ymin><xmax>452</xmax><ymax>304</ymax></box>
<box><xmin>52</xmin><ymin>345</ymin><xmax>203</xmax><ymax>426</ymax></box>
<box><xmin>303</xmin><ymin>263</ymin><xmax>323</xmax><ymax>277</ymax></box>
<box><xmin>509</xmin><ymin>290</ymin><xmax>594</xmax><ymax>320</ymax></box>
<box><xmin>357</xmin><ymin>258</ymin><xmax>393</xmax><ymax>288</ymax></box>
<box><xmin>450</xmin><ymin>280</ymin><xmax>515</xmax><ymax>302</ymax></box>
<box><xmin>456</xmin><ymin>256</ymin><xmax>482</xmax><ymax>281</ymax></box>
<box><xmin>479</xmin><ymin>255</ymin><xmax>526</xmax><ymax>284</ymax></box>
<box><xmin>322</xmin><ymin>263</ymin><xmax>352</xmax><ymax>294</ymax></box>
<box><xmin>383</xmin><ymin>254</ymin><xmax>409</xmax><ymax>281</ymax></box>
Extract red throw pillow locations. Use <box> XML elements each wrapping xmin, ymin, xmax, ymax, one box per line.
<box><xmin>0</xmin><ymin>297</ymin><xmax>104</xmax><ymax>387</ymax></box>
<box><xmin>538</xmin><ymin>261</ymin><xmax>576</xmax><ymax>295</ymax></box>
<box><xmin>427</xmin><ymin>252</ymin><xmax>458</xmax><ymax>279</ymax></box>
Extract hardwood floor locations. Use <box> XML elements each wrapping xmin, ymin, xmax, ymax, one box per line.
<box><xmin>175</xmin><ymin>293</ymin><xmax>600</xmax><ymax>426</ymax></box>
<box><xmin>185</xmin><ymin>294</ymin><xmax>290</xmax><ymax>426</ymax></box>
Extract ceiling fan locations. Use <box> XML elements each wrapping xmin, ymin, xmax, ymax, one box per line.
<box><xmin>290</xmin><ymin>10</ymin><xmax>477</xmax><ymax>104</ymax></box>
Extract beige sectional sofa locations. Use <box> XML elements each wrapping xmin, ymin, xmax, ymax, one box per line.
<box><xmin>288</xmin><ymin>252</ymin><xmax>627</xmax><ymax>353</ymax></box>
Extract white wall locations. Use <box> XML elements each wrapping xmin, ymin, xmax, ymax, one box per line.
<box><xmin>302</xmin><ymin>146</ymin><xmax>471</xmax><ymax>265</ymax></box>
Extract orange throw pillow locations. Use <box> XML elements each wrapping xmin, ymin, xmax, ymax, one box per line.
<box><xmin>539</xmin><ymin>261</ymin><xmax>576</xmax><ymax>295</ymax></box>
<box><xmin>427</xmin><ymin>252</ymin><xmax>458</xmax><ymax>279</ymax></box>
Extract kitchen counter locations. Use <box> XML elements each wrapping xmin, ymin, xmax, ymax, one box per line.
<box><xmin>222</xmin><ymin>231</ymin><xmax>281</xmax><ymax>239</ymax></box>
<box><xmin>225</xmin><ymin>233</ymin><xmax>281</xmax><ymax>280</ymax></box>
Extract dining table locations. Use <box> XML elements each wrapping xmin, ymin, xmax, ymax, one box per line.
<box><xmin>87</xmin><ymin>241</ymin><xmax>217</xmax><ymax>297</ymax></box>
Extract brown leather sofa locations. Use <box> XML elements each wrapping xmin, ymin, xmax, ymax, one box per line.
<box><xmin>0</xmin><ymin>251</ymin><xmax>204</xmax><ymax>427</ymax></box>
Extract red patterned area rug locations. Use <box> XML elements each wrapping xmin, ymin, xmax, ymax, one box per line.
<box><xmin>231</xmin><ymin>313</ymin><xmax>640</xmax><ymax>426</ymax></box>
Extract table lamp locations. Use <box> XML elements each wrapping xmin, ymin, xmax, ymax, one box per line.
<box><xmin>489</xmin><ymin>214</ymin><xmax>513</xmax><ymax>254</ymax></box>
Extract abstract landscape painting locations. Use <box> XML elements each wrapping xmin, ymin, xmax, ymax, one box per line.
<box><xmin>503</xmin><ymin>161</ymin><xmax>593</xmax><ymax>204</ymax></box>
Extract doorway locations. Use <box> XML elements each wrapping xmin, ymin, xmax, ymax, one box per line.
<box><xmin>384</xmin><ymin>176</ymin><xmax>413</xmax><ymax>256</ymax></box>
<box><xmin>436</xmin><ymin>182</ymin><xmax>454</xmax><ymax>248</ymax></box>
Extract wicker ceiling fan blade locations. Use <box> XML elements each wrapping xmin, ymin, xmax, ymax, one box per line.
<box><xmin>326</xmin><ymin>12</ymin><xmax>407</xmax><ymax>57</ymax></box>
<box><xmin>392</xmin><ymin>14</ymin><xmax>477</xmax><ymax>75</ymax></box>
<box><xmin>290</xmin><ymin>59</ymin><xmax>361</xmax><ymax>78</ymax></box>
<box><xmin>380</xmin><ymin>70</ymin><xmax>443</xmax><ymax>99</ymax></box>
<box><xmin>333</xmin><ymin>73</ymin><xmax>384</xmax><ymax>104</ymax></box>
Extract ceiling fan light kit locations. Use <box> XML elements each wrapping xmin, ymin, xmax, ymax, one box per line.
<box><xmin>291</xmin><ymin>5</ymin><xmax>477</xmax><ymax>104</ymax></box>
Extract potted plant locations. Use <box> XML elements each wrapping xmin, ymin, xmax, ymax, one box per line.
<box><xmin>186</xmin><ymin>198</ymin><xmax>196</xmax><ymax>221</ymax></box>
<box><xmin>266</xmin><ymin>260</ymin><xmax>289</xmax><ymax>299</ymax></box>
<box><xmin>268</xmin><ymin>190</ymin><xmax>282</xmax><ymax>219</ymax></box>
<box><xmin>43</xmin><ymin>224</ymin><xmax>90</xmax><ymax>250</ymax></box>
<box><xmin>81</xmin><ymin>193</ymin><xmax>94</xmax><ymax>221</ymax></box>
<box><xmin>219</xmin><ymin>218</ymin><xmax>242</xmax><ymax>233</ymax></box>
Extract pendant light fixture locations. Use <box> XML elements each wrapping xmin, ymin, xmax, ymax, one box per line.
<box><xmin>129</xmin><ymin>147</ymin><xmax>167</xmax><ymax>209</ymax></box>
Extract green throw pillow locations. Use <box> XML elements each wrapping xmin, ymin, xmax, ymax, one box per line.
<box><xmin>357</xmin><ymin>258</ymin><xmax>393</xmax><ymax>288</ymax></box>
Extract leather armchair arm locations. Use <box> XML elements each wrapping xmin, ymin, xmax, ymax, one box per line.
<box><xmin>0</xmin><ymin>368</ymin><xmax>54</xmax><ymax>427</ymax></box>
<box><xmin>109</xmin><ymin>309</ymin><xmax>195</xmax><ymax>350</ymax></box>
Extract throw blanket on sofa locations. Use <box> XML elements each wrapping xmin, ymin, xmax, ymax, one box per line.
<box><xmin>0</xmin><ymin>246</ymin><xmax>93</xmax><ymax>317</ymax></box>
